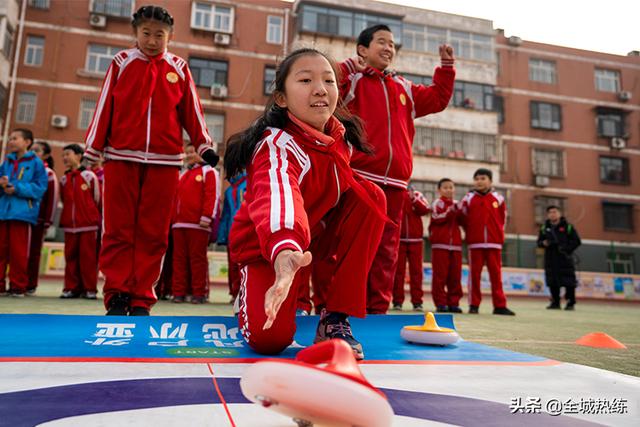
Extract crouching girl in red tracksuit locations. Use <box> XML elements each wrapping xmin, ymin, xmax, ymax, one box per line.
<box><xmin>171</xmin><ymin>145</ymin><xmax>220</xmax><ymax>304</ymax></box>
<box><xmin>59</xmin><ymin>144</ymin><xmax>101</xmax><ymax>299</ymax></box>
<box><xmin>83</xmin><ymin>5</ymin><xmax>218</xmax><ymax>315</ymax></box>
<box><xmin>224</xmin><ymin>48</ymin><xmax>386</xmax><ymax>360</ymax></box>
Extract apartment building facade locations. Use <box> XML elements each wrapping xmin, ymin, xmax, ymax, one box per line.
<box><xmin>0</xmin><ymin>0</ymin><xmax>21</xmax><ymax>135</ymax></box>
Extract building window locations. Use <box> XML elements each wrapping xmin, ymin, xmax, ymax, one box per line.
<box><xmin>28</xmin><ymin>0</ymin><xmax>50</xmax><ymax>9</ymax></box>
<box><xmin>596</xmin><ymin>108</ymin><xmax>625</xmax><ymax>137</ymax></box>
<box><xmin>599</xmin><ymin>156</ymin><xmax>629</xmax><ymax>184</ymax></box>
<box><xmin>453</xmin><ymin>81</ymin><xmax>494</xmax><ymax>111</ymax></box>
<box><xmin>299</xmin><ymin>3</ymin><xmax>402</xmax><ymax>41</ymax></box>
<box><xmin>411</xmin><ymin>181</ymin><xmax>471</xmax><ymax>203</ymax></box>
<box><xmin>266</xmin><ymin>15</ymin><xmax>283</xmax><ymax>44</ymax></box>
<box><xmin>191</xmin><ymin>2</ymin><xmax>234</xmax><ymax>33</ymax></box>
<box><xmin>402</xmin><ymin>24</ymin><xmax>492</xmax><ymax>61</ymax></box>
<box><xmin>85</xmin><ymin>44</ymin><xmax>121</xmax><ymax>74</ymax></box>
<box><xmin>16</xmin><ymin>92</ymin><xmax>37</xmax><ymax>124</ymax></box>
<box><xmin>264</xmin><ymin>66</ymin><xmax>276</xmax><ymax>95</ymax></box>
<box><xmin>205</xmin><ymin>113</ymin><xmax>225</xmax><ymax>145</ymax></box>
<box><xmin>189</xmin><ymin>58</ymin><xmax>228</xmax><ymax>87</ymax></box>
<box><xmin>533</xmin><ymin>148</ymin><xmax>564</xmax><ymax>177</ymax></box>
<box><xmin>24</xmin><ymin>35</ymin><xmax>44</xmax><ymax>67</ymax></box>
<box><xmin>530</xmin><ymin>101</ymin><xmax>561</xmax><ymax>130</ymax></box>
<box><xmin>603</xmin><ymin>202</ymin><xmax>633</xmax><ymax>232</ymax></box>
<box><xmin>2</xmin><ymin>23</ymin><xmax>14</xmax><ymax>59</ymax></box>
<box><xmin>607</xmin><ymin>253</ymin><xmax>634</xmax><ymax>274</ymax></box>
<box><xmin>90</xmin><ymin>0</ymin><xmax>134</xmax><ymax>18</ymax></box>
<box><xmin>402</xmin><ymin>73</ymin><xmax>432</xmax><ymax>86</ymax></box>
<box><xmin>413</xmin><ymin>127</ymin><xmax>499</xmax><ymax>163</ymax></box>
<box><xmin>78</xmin><ymin>99</ymin><xmax>97</xmax><ymax>130</ymax></box>
<box><xmin>595</xmin><ymin>68</ymin><xmax>620</xmax><ymax>93</ymax></box>
<box><xmin>534</xmin><ymin>196</ymin><xmax>566</xmax><ymax>224</ymax></box>
<box><xmin>495</xmin><ymin>96</ymin><xmax>504</xmax><ymax>124</ymax></box>
<box><xmin>529</xmin><ymin>58</ymin><xmax>556</xmax><ymax>84</ymax></box>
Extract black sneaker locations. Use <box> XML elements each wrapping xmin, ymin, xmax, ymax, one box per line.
<box><xmin>412</xmin><ymin>304</ymin><xmax>424</xmax><ymax>312</ymax></box>
<box><xmin>26</xmin><ymin>289</ymin><xmax>36</xmax><ymax>296</ymax></box>
<box><xmin>469</xmin><ymin>305</ymin><xmax>479</xmax><ymax>314</ymax></box>
<box><xmin>493</xmin><ymin>307</ymin><xmax>516</xmax><ymax>316</ymax></box>
<box><xmin>130</xmin><ymin>306</ymin><xmax>150</xmax><ymax>316</ymax></box>
<box><xmin>391</xmin><ymin>303</ymin><xmax>403</xmax><ymax>311</ymax></box>
<box><xmin>564</xmin><ymin>304</ymin><xmax>575</xmax><ymax>311</ymax></box>
<box><xmin>436</xmin><ymin>305</ymin><xmax>448</xmax><ymax>313</ymax></box>
<box><xmin>60</xmin><ymin>290</ymin><xmax>80</xmax><ymax>299</ymax></box>
<box><xmin>172</xmin><ymin>296</ymin><xmax>185</xmax><ymax>303</ymax></box>
<box><xmin>448</xmin><ymin>306</ymin><xmax>463</xmax><ymax>313</ymax></box>
<box><xmin>546</xmin><ymin>303</ymin><xmax>561</xmax><ymax>310</ymax></box>
<box><xmin>106</xmin><ymin>293</ymin><xmax>130</xmax><ymax>315</ymax></box>
<box><xmin>191</xmin><ymin>296</ymin><xmax>206</xmax><ymax>304</ymax></box>
<box><xmin>314</xmin><ymin>311</ymin><xmax>364</xmax><ymax>360</ymax></box>
<box><xmin>83</xmin><ymin>292</ymin><xmax>98</xmax><ymax>300</ymax></box>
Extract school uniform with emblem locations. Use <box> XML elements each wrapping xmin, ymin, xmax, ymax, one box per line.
<box><xmin>171</xmin><ymin>163</ymin><xmax>220</xmax><ymax>299</ymax></box>
<box><xmin>459</xmin><ymin>189</ymin><xmax>508</xmax><ymax>309</ymax></box>
<box><xmin>339</xmin><ymin>57</ymin><xmax>455</xmax><ymax>313</ymax></box>
<box><xmin>83</xmin><ymin>47</ymin><xmax>216</xmax><ymax>311</ymax></box>
<box><xmin>59</xmin><ymin>167</ymin><xmax>101</xmax><ymax>296</ymax></box>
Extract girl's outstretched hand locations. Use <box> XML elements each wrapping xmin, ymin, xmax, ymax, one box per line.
<box><xmin>263</xmin><ymin>249</ymin><xmax>312</xmax><ymax>330</ymax></box>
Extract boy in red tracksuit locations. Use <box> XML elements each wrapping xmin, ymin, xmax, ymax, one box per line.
<box><xmin>429</xmin><ymin>178</ymin><xmax>464</xmax><ymax>313</ymax></box>
<box><xmin>339</xmin><ymin>24</ymin><xmax>455</xmax><ymax>313</ymax></box>
<box><xmin>459</xmin><ymin>168</ymin><xmax>515</xmax><ymax>315</ymax></box>
<box><xmin>392</xmin><ymin>188</ymin><xmax>429</xmax><ymax>311</ymax></box>
<box><xmin>171</xmin><ymin>145</ymin><xmax>219</xmax><ymax>304</ymax></box>
<box><xmin>59</xmin><ymin>144</ymin><xmax>101</xmax><ymax>299</ymax></box>
<box><xmin>83</xmin><ymin>6</ymin><xmax>218</xmax><ymax>315</ymax></box>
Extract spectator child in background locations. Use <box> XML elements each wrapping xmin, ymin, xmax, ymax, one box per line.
<box><xmin>428</xmin><ymin>178</ymin><xmax>463</xmax><ymax>313</ymax></box>
<box><xmin>27</xmin><ymin>141</ymin><xmax>58</xmax><ymax>295</ymax></box>
<box><xmin>0</xmin><ymin>129</ymin><xmax>47</xmax><ymax>296</ymax></box>
<box><xmin>171</xmin><ymin>144</ymin><xmax>219</xmax><ymax>304</ymax></box>
<box><xmin>59</xmin><ymin>144</ymin><xmax>101</xmax><ymax>299</ymax></box>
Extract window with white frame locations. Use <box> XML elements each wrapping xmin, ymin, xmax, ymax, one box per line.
<box><xmin>90</xmin><ymin>0</ymin><xmax>134</xmax><ymax>18</ymax></box>
<box><xmin>266</xmin><ymin>15</ymin><xmax>283</xmax><ymax>44</ymax></box>
<box><xmin>205</xmin><ymin>113</ymin><xmax>225</xmax><ymax>145</ymax></box>
<box><xmin>529</xmin><ymin>58</ymin><xmax>556</xmax><ymax>84</ymax></box>
<box><xmin>189</xmin><ymin>57</ymin><xmax>228</xmax><ymax>87</ymax></box>
<box><xmin>191</xmin><ymin>2</ymin><xmax>234</xmax><ymax>33</ymax></box>
<box><xmin>264</xmin><ymin>66</ymin><xmax>276</xmax><ymax>95</ymax></box>
<box><xmin>85</xmin><ymin>44</ymin><xmax>121</xmax><ymax>74</ymax></box>
<box><xmin>402</xmin><ymin>25</ymin><xmax>492</xmax><ymax>61</ymax></box>
<box><xmin>24</xmin><ymin>35</ymin><xmax>45</xmax><ymax>67</ymax></box>
<box><xmin>595</xmin><ymin>68</ymin><xmax>620</xmax><ymax>92</ymax></box>
<box><xmin>28</xmin><ymin>0</ymin><xmax>50</xmax><ymax>9</ymax></box>
<box><xmin>2</xmin><ymin>22</ymin><xmax>14</xmax><ymax>59</ymax></box>
<box><xmin>531</xmin><ymin>101</ymin><xmax>562</xmax><ymax>130</ymax></box>
<box><xmin>78</xmin><ymin>99</ymin><xmax>97</xmax><ymax>130</ymax></box>
<box><xmin>16</xmin><ymin>92</ymin><xmax>37</xmax><ymax>124</ymax></box>
<box><xmin>533</xmin><ymin>148</ymin><xmax>564</xmax><ymax>177</ymax></box>
<box><xmin>596</xmin><ymin>108</ymin><xmax>625</xmax><ymax>137</ymax></box>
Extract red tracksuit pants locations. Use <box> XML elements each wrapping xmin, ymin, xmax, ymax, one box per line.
<box><xmin>100</xmin><ymin>161</ymin><xmax>179</xmax><ymax>310</ymax></box>
<box><xmin>172</xmin><ymin>227</ymin><xmax>210</xmax><ymax>298</ymax></box>
<box><xmin>468</xmin><ymin>248</ymin><xmax>507</xmax><ymax>308</ymax></box>
<box><xmin>227</xmin><ymin>245</ymin><xmax>240</xmax><ymax>299</ymax></box>
<box><xmin>64</xmin><ymin>231</ymin><xmax>98</xmax><ymax>294</ymax></box>
<box><xmin>0</xmin><ymin>220</ymin><xmax>31</xmax><ymax>293</ymax></box>
<box><xmin>27</xmin><ymin>223</ymin><xmax>47</xmax><ymax>291</ymax></box>
<box><xmin>430</xmin><ymin>249</ymin><xmax>463</xmax><ymax>308</ymax></box>
<box><xmin>392</xmin><ymin>241</ymin><xmax>424</xmax><ymax>306</ymax></box>
<box><xmin>366</xmin><ymin>185</ymin><xmax>404</xmax><ymax>314</ymax></box>
<box><xmin>238</xmin><ymin>183</ymin><xmax>386</xmax><ymax>355</ymax></box>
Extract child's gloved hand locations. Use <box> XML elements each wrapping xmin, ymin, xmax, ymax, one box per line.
<box><xmin>201</xmin><ymin>149</ymin><xmax>220</xmax><ymax>167</ymax></box>
<box><xmin>263</xmin><ymin>249</ymin><xmax>312</xmax><ymax>330</ymax></box>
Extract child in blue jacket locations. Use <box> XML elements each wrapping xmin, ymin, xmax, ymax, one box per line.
<box><xmin>0</xmin><ymin>129</ymin><xmax>47</xmax><ymax>296</ymax></box>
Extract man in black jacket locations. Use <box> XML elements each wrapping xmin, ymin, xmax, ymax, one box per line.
<box><xmin>537</xmin><ymin>206</ymin><xmax>582</xmax><ymax>310</ymax></box>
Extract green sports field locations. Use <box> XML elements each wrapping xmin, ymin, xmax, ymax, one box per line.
<box><xmin>2</xmin><ymin>279</ymin><xmax>638</xmax><ymax>377</ymax></box>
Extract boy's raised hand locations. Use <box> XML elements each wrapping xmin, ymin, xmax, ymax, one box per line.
<box><xmin>263</xmin><ymin>249</ymin><xmax>312</xmax><ymax>330</ymax></box>
<box><xmin>439</xmin><ymin>44</ymin><xmax>455</xmax><ymax>61</ymax></box>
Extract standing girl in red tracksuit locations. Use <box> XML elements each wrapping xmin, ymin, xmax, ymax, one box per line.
<box><xmin>83</xmin><ymin>6</ymin><xmax>218</xmax><ymax>315</ymax></box>
<box><xmin>224</xmin><ymin>48</ymin><xmax>386</xmax><ymax>360</ymax></box>
<box><xmin>59</xmin><ymin>144</ymin><xmax>101</xmax><ymax>299</ymax></box>
<box><xmin>429</xmin><ymin>178</ymin><xmax>464</xmax><ymax>313</ymax></box>
<box><xmin>459</xmin><ymin>168</ymin><xmax>515</xmax><ymax>315</ymax></box>
<box><xmin>171</xmin><ymin>145</ymin><xmax>220</xmax><ymax>304</ymax></box>
<box><xmin>27</xmin><ymin>141</ymin><xmax>58</xmax><ymax>295</ymax></box>
<box><xmin>392</xmin><ymin>188</ymin><xmax>429</xmax><ymax>311</ymax></box>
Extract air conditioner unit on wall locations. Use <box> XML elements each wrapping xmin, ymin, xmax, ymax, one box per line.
<box><xmin>617</xmin><ymin>91</ymin><xmax>632</xmax><ymax>102</ymax></box>
<box><xmin>214</xmin><ymin>33</ymin><xmax>230</xmax><ymax>46</ymax></box>
<box><xmin>210</xmin><ymin>84</ymin><xmax>228</xmax><ymax>99</ymax></box>
<box><xmin>610</xmin><ymin>137</ymin><xmax>626</xmax><ymax>150</ymax></box>
<box><xmin>89</xmin><ymin>13</ymin><xmax>106</xmax><ymax>28</ymax></box>
<box><xmin>534</xmin><ymin>175</ymin><xmax>549</xmax><ymax>187</ymax></box>
<box><xmin>51</xmin><ymin>114</ymin><xmax>68</xmax><ymax>128</ymax></box>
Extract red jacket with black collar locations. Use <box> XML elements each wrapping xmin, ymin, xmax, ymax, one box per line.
<box><xmin>37</xmin><ymin>165</ymin><xmax>58</xmax><ymax>227</ymax></box>
<box><xmin>84</xmin><ymin>47</ymin><xmax>215</xmax><ymax>167</ymax></box>
<box><xmin>428</xmin><ymin>197</ymin><xmax>462</xmax><ymax>251</ymax></box>
<box><xmin>399</xmin><ymin>190</ymin><xmax>430</xmax><ymax>243</ymax></box>
<box><xmin>339</xmin><ymin>59</ymin><xmax>455</xmax><ymax>189</ymax></box>
<box><xmin>172</xmin><ymin>163</ymin><xmax>220</xmax><ymax>231</ymax></box>
<box><xmin>459</xmin><ymin>190</ymin><xmax>506</xmax><ymax>249</ymax></box>
<box><xmin>59</xmin><ymin>167</ymin><xmax>101</xmax><ymax>233</ymax></box>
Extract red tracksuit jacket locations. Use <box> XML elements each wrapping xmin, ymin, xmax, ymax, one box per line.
<box><xmin>399</xmin><ymin>190</ymin><xmax>430</xmax><ymax>243</ymax></box>
<box><xmin>37</xmin><ymin>166</ymin><xmax>58</xmax><ymax>227</ymax></box>
<box><xmin>230</xmin><ymin>114</ymin><xmax>365</xmax><ymax>265</ymax></box>
<box><xmin>459</xmin><ymin>190</ymin><xmax>506</xmax><ymax>250</ymax></box>
<box><xmin>339</xmin><ymin>59</ymin><xmax>455</xmax><ymax>189</ymax></box>
<box><xmin>428</xmin><ymin>197</ymin><xmax>462</xmax><ymax>251</ymax></box>
<box><xmin>84</xmin><ymin>47</ymin><xmax>215</xmax><ymax>166</ymax></box>
<box><xmin>172</xmin><ymin>163</ymin><xmax>220</xmax><ymax>231</ymax></box>
<box><xmin>59</xmin><ymin>168</ymin><xmax>101</xmax><ymax>233</ymax></box>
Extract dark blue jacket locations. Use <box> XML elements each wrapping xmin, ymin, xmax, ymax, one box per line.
<box><xmin>0</xmin><ymin>151</ymin><xmax>48</xmax><ymax>225</ymax></box>
<box><xmin>217</xmin><ymin>172</ymin><xmax>246</xmax><ymax>245</ymax></box>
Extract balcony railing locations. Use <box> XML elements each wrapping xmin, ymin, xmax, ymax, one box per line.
<box><xmin>413</xmin><ymin>127</ymin><xmax>500</xmax><ymax>163</ymax></box>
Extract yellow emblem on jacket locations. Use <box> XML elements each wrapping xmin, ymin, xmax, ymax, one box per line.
<box><xmin>81</xmin><ymin>183</ymin><xmax>89</xmax><ymax>191</ymax></box>
<box><xmin>196</xmin><ymin>175</ymin><xmax>203</xmax><ymax>182</ymax></box>
<box><xmin>399</xmin><ymin>93</ymin><xmax>406</xmax><ymax>106</ymax></box>
<box><xmin>492</xmin><ymin>201</ymin><xmax>499</xmax><ymax>208</ymax></box>
<box><xmin>166</xmin><ymin>72</ymin><xmax>179</xmax><ymax>83</ymax></box>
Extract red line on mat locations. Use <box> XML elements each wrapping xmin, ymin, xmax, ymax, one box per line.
<box><xmin>207</xmin><ymin>362</ymin><xmax>237</xmax><ymax>427</ymax></box>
